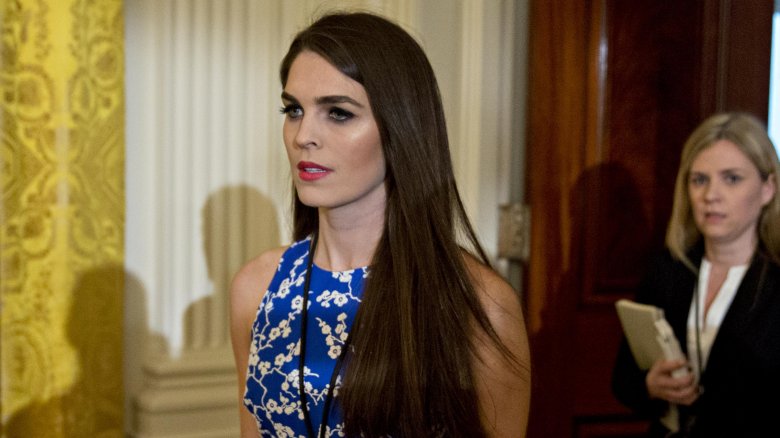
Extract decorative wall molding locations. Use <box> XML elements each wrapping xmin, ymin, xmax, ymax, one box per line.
<box><xmin>134</xmin><ymin>347</ymin><xmax>237</xmax><ymax>438</ymax></box>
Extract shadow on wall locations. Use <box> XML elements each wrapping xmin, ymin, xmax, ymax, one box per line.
<box><xmin>183</xmin><ymin>184</ymin><xmax>281</xmax><ymax>348</ymax></box>
<box><xmin>125</xmin><ymin>184</ymin><xmax>282</xmax><ymax>437</ymax></box>
<box><xmin>528</xmin><ymin>161</ymin><xmax>651</xmax><ymax>436</ymax></box>
<box><xmin>124</xmin><ymin>264</ymin><xmax>150</xmax><ymax>434</ymax></box>
<box><xmin>569</xmin><ymin>161</ymin><xmax>651</xmax><ymax>291</ymax></box>
<box><xmin>4</xmin><ymin>185</ymin><xmax>282</xmax><ymax>437</ymax></box>
<box><xmin>5</xmin><ymin>264</ymin><xmax>133</xmax><ymax>437</ymax></box>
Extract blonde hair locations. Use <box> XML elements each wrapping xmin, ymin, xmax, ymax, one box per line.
<box><xmin>666</xmin><ymin>112</ymin><xmax>780</xmax><ymax>270</ymax></box>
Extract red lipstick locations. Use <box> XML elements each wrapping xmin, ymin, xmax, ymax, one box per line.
<box><xmin>297</xmin><ymin>161</ymin><xmax>332</xmax><ymax>181</ymax></box>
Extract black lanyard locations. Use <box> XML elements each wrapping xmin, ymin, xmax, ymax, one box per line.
<box><xmin>692</xmin><ymin>278</ymin><xmax>704</xmax><ymax>383</ymax></box>
<box><xmin>298</xmin><ymin>233</ymin><xmax>353</xmax><ymax>438</ymax></box>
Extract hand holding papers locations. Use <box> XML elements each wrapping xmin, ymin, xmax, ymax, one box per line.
<box><xmin>615</xmin><ymin>299</ymin><xmax>689</xmax><ymax>378</ymax></box>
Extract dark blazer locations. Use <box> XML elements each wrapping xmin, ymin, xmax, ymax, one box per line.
<box><xmin>612</xmin><ymin>246</ymin><xmax>780</xmax><ymax>437</ymax></box>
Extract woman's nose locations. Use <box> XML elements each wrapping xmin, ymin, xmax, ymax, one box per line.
<box><xmin>703</xmin><ymin>181</ymin><xmax>720</xmax><ymax>201</ymax></box>
<box><xmin>292</xmin><ymin>115</ymin><xmax>319</xmax><ymax>149</ymax></box>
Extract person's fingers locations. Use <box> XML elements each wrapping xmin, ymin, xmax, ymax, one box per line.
<box><xmin>666</xmin><ymin>385</ymin><xmax>699</xmax><ymax>405</ymax></box>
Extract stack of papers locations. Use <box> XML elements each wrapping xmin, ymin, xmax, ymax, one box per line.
<box><xmin>615</xmin><ymin>299</ymin><xmax>688</xmax><ymax>377</ymax></box>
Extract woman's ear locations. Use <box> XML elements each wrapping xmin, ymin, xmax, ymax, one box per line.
<box><xmin>762</xmin><ymin>173</ymin><xmax>777</xmax><ymax>206</ymax></box>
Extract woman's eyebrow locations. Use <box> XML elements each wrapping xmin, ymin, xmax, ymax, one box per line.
<box><xmin>281</xmin><ymin>91</ymin><xmax>298</xmax><ymax>103</ymax></box>
<box><xmin>280</xmin><ymin>91</ymin><xmax>363</xmax><ymax>108</ymax></box>
<box><xmin>315</xmin><ymin>95</ymin><xmax>364</xmax><ymax>108</ymax></box>
<box><xmin>689</xmin><ymin>167</ymin><xmax>745</xmax><ymax>175</ymax></box>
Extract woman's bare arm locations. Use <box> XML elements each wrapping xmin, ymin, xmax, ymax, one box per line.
<box><xmin>468</xmin><ymin>260</ymin><xmax>532</xmax><ymax>438</ymax></box>
<box><xmin>229</xmin><ymin>246</ymin><xmax>286</xmax><ymax>438</ymax></box>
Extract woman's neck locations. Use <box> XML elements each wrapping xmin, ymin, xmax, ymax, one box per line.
<box><xmin>704</xmin><ymin>235</ymin><xmax>757</xmax><ymax>267</ymax></box>
<box><xmin>314</xmin><ymin>204</ymin><xmax>385</xmax><ymax>272</ymax></box>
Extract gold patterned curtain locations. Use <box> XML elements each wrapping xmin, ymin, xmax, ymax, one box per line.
<box><xmin>0</xmin><ymin>0</ymin><xmax>124</xmax><ymax>436</ymax></box>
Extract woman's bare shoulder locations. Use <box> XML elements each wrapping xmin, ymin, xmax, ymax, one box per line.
<box><xmin>230</xmin><ymin>245</ymin><xmax>288</xmax><ymax>313</ymax></box>
<box><xmin>462</xmin><ymin>252</ymin><xmax>531</xmax><ymax>437</ymax></box>
<box><xmin>461</xmin><ymin>253</ymin><xmax>528</xmax><ymax>365</ymax></box>
<box><xmin>461</xmin><ymin>254</ymin><xmax>522</xmax><ymax>324</ymax></box>
<box><xmin>230</xmin><ymin>245</ymin><xmax>288</xmax><ymax>349</ymax></box>
<box><xmin>233</xmin><ymin>246</ymin><xmax>287</xmax><ymax>290</ymax></box>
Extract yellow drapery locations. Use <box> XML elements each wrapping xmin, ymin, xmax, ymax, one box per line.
<box><xmin>1</xmin><ymin>0</ymin><xmax>124</xmax><ymax>436</ymax></box>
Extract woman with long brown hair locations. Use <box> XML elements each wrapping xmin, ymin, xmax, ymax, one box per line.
<box><xmin>230</xmin><ymin>11</ymin><xmax>530</xmax><ymax>438</ymax></box>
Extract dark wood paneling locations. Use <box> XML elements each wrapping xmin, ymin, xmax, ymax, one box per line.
<box><xmin>701</xmin><ymin>0</ymin><xmax>773</xmax><ymax>120</ymax></box>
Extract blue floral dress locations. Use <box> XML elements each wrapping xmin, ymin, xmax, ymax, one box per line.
<box><xmin>244</xmin><ymin>237</ymin><xmax>367</xmax><ymax>437</ymax></box>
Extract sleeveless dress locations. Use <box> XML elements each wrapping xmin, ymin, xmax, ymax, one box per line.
<box><xmin>244</xmin><ymin>237</ymin><xmax>367</xmax><ymax>437</ymax></box>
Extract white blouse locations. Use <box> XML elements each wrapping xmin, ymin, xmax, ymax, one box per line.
<box><xmin>663</xmin><ymin>259</ymin><xmax>747</xmax><ymax>432</ymax></box>
<box><xmin>686</xmin><ymin>258</ymin><xmax>748</xmax><ymax>381</ymax></box>
<box><xmin>662</xmin><ymin>258</ymin><xmax>747</xmax><ymax>432</ymax></box>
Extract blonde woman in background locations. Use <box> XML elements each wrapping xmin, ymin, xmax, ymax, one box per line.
<box><xmin>612</xmin><ymin>112</ymin><xmax>780</xmax><ymax>437</ymax></box>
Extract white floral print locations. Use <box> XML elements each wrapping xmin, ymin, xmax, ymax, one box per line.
<box><xmin>244</xmin><ymin>237</ymin><xmax>367</xmax><ymax>436</ymax></box>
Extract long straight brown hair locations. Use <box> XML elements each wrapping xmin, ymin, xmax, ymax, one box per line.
<box><xmin>280</xmin><ymin>12</ymin><xmax>521</xmax><ymax>437</ymax></box>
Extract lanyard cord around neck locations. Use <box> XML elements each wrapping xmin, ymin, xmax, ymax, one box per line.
<box><xmin>298</xmin><ymin>233</ymin><xmax>354</xmax><ymax>438</ymax></box>
<box><xmin>693</xmin><ymin>278</ymin><xmax>704</xmax><ymax>383</ymax></box>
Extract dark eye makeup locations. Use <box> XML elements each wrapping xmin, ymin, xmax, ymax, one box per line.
<box><xmin>329</xmin><ymin>107</ymin><xmax>354</xmax><ymax>121</ymax></box>
<box><xmin>280</xmin><ymin>104</ymin><xmax>303</xmax><ymax>118</ymax></box>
